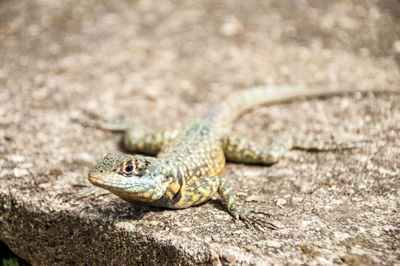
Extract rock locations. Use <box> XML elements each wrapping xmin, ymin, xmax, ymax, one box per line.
<box><xmin>0</xmin><ymin>0</ymin><xmax>399</xmax><ymax>265</ymax></box>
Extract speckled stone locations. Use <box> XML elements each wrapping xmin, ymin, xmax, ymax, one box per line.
<box><xmin>0</xmin><ymin>0</ymin><xmax>399</xmax><ymax>265</ymax></box>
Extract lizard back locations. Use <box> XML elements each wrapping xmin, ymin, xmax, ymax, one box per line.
<box><xmin>158</xmin><ymin>123</ymin><xmax>225</xmax><ymax>180</ymax></box>
<box><xmin>157</xmin><ymin>86</ymin><xmax>341</xmax><ymax>186</ymax></box>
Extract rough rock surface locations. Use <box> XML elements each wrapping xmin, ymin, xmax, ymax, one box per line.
<box><xmin>1</xmin><ymin>0</ymin><xmax>399</xmax><ymax>265</ymax></box>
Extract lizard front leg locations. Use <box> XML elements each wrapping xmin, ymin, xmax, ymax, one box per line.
<box><xmin>180</xmin><ymin>176</ymin><xmax>277</xmax><ymax>230</ymax></box>
<box><xmin>98</xmin><ymin>118</ymin><xmax>179</xmax><ymax>155</ymax></box>
<box><xmin>222</xmin><ymin>134</ymin><xmax>355</xmax><ymax>165</ymax></box>
<box><xmin>216</xmin><ymin>176</ymin><xmax>278</xmax><ymax>230</ymax></box>
<box><xmin>123</xmin><ymin>129</ymin><xmax>179</xmax><ymax>155</ymax></box>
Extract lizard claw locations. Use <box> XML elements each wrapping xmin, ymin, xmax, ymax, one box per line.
<box><xmin>239</xmin><ymin>209</ymin><xmax>279</xmax><ymax>231</ymax></box>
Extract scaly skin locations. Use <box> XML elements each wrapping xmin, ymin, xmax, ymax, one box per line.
<box><xmin>88</xmin><ymin>86</ymin><xmax>378</xmax><ymax>229</ymax></box>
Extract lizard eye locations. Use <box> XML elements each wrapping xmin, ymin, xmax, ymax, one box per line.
<box><xmin>120</xmin><ymin>159</ymin><xmax>137</xmax><ymax>177</ymax></box>
<box><xmin>124</xmin><ymin>164</ymin><xmax>134</xmax><ymax>174</ymax></box>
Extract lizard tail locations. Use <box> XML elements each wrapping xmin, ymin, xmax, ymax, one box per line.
<box><xmin>199</xmin><ymin>86</ymin><xmax>352</xmax><ymax>134</ymax></box>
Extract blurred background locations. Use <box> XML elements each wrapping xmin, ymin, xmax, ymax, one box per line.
<box><xmin>1</xmin><ymin>0</ymin><xmax>399</xmax><ymax>131</ymax></box>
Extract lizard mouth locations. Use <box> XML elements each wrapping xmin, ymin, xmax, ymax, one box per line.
<box><xmin>88</xmin><ymin>174</ymin><xmax>113</xmax><ymax>188</ymax></box>
<box><xmin>88</xmin><ymin>173</ymin><xmax>153</xmax><ymax>193</ymax></box>
<box><xmin>88</xmin><ymin>174</ymin><xmax>104</xmax><ymax>185</ymax></box>
<box><xmin>88</xmin><ymin>174</ymin><xmax>129</xmax><ymax>188</ymax></box>
<box><xmin>89</xmin><ymin>175</ymin><xmax>123</xmax><ymax>185</ymax></box>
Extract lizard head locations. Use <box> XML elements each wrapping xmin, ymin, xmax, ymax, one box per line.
<box><xmin>88</xmin><ymin>153</ymin><xmax>173</xmax><ymax>203</ymax></box>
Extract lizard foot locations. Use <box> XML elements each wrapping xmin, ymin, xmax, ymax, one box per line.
<box><xmin>97</xmin><ymin>117</ymin><xmax>141</xmax><ymax>131</ymax></box>
<box><xmin>294</xmin><ymin>135</ymin><xmax>371</xmax><ymax>151</ymax></box>
<box><xmin>333</xmin><ymin>139</ymin><xmax>372</xmax><ymax>150</ymax></box>
<box><xmin>238</xmin><ymin>209</ymin><xmax>279</xmax><ymax>231</ymax></box>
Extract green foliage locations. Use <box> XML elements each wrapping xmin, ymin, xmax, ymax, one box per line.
<box><xmin>2</xmin><ymin>257</ymin><xmax>19</xmax><ymax>266</ymax></box>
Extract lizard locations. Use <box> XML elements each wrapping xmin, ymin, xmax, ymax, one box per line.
<box><xmin>87</xmin><ymin>86</ymin><xmax>380</xmax><ymax>230</ymax></box>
